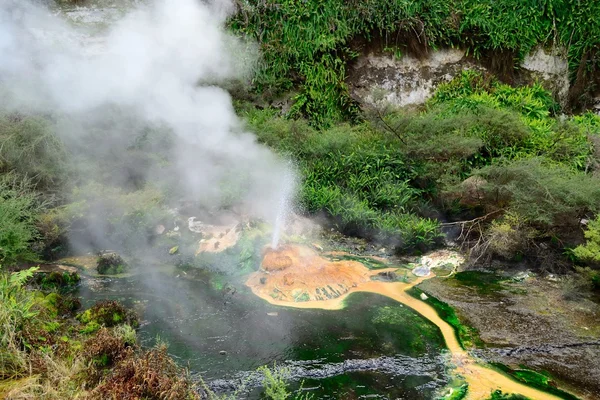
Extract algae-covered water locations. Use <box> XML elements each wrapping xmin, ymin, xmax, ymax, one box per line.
<box><xmin>77</xmin><ymin>269</ymin><xmax>450</xmax><ymax>398</ymax></box>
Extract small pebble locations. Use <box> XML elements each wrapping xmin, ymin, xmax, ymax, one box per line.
<box><xmin>219</xmin><ymin>350</ymin><xmax>227</xmax><ymax>356</ymax></box>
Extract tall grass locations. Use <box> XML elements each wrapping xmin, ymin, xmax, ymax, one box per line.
<box><xmin>0</xmin><ymin>174</ymin><xmax>48</xmax><ymax>266</ymax></box>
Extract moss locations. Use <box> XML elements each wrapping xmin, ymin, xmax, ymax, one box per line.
<box><xmin>96</xmin><ymin>252</ymin><xmax>129</xmax><ymax>275</ymax></box>
<box><xmin>372</xmin><ymin>305</ymin><xmax>446</xmax><ymax>353</ymax></box>
<box><xmin>81</xmin><ymin>321</ymin><xmax>101</xmax><ymax>334</ymax></box>
<box><xmin>407</xmin><ymin>287</ymin><xmax>483</xmax><ymax>349</ymax></box>
<box><xmin>486</xmin><ymin>391</ymin><xmax>529</xmax><ymax>400</ymax></box>
<box><xmin>441</xmin><ymin>384</ymin><xmax>468</xmax><ymax>400</ymax></box>
<box><xmin>453</xmin><ymin>271</ymin><xmax>507</xmax><ymax>295</ymax></box>
<box><xmin>77</xmin><ymin>300</ymin><xmax>139</xmax><ymax>331</ymax></box>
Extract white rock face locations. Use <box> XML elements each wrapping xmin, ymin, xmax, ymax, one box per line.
<box><xmin>349</xmin><ymin>46</ymin><xmax>571</xmax><ymax>109</ymax></box>
<box><xmin>521</xmin><ymin>46</ymin><xmax>570</xmax><ymax>106</ymax></box>
<box><xmin>349</xmin><ymin>49</ymin><xmax>478</xmax><ymax>108</ymax></box>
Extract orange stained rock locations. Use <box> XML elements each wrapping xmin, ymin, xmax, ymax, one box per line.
<box><xmin>248</xmin><ymin>244</ymin><xmax>376</xmax><ymax>302</ymax></box>
<box><xmin>246</xmin><ymin>244</ymin><xmax>566</xmax><ymax>400</ymax></box>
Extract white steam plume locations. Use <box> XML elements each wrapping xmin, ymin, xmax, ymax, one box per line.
<box><xmin>0</xmin><ymin>0</ymin><xmax>294</xmax><ymax>230</ymax></box>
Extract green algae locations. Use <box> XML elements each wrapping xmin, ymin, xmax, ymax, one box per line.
<box><xmin>490</xmin><ymin>364</ymin><xmax>580</xmax><ymax>400</ymax></box>
<box><xmin>407</xmin><ymin>287</ymin><xmax>483</xmax><ymax>349</ymax></box>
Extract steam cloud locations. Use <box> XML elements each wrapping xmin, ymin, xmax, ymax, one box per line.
<box><xmin>0</xmin><ymin>0</ymin><xmax>295</xmax><ymax>251</ymax></box>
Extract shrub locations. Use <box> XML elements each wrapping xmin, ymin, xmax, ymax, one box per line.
<box><xmin>0</xmin><ymin>268</ymin><xmax>39</xmax><ymax>379</ymax></box>
<box><xmin>0</xmin><ymin>174</ymin><xmax>47</xmax><ymax>265</ymax></box>
<box><xmin>246</xmin><ymin>109</ymin><xmax>440</xmax><ymax>252</ymax></box>
<box><xmin>96</xmin><ymin>252</ymin><xmax>128</xmax><ymax>275</ymax></box>
<box><xmin>90</xmin><ymin>344</ymin><xmax>199</xmax><ymax>400</ymax></box>
<box><xmin>480</xmin><ymin>212</ymin><xmax>536</xmax><ymax>261</ymax></box>
<box><xmin>475</xmin><ymin>158</ymin><xmax>600</xmax><ymax>227</ymax></box>
<box><xmin>573</xmin><ymin>216</ymin><xmax>600</xmax><ymax>265</ymax></box>
<box><xmin>0</xmin><ymin>114</ymin><xmax>68</xmax><ymax>190</ymax></box>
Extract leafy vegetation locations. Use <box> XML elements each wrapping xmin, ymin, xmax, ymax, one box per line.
<box><xmin>229</xmin><ymin>0</ymin><xmax>600</xmax><ymax>126</ymax></box>
<box><xmin>242</xmin><ymin>106</ymin><xmax>442</xmax><ymax>252</ymax></box>
<box><xmin>241</xmin><ymin>71</ymin><xmax>600</xmax><ymax>261</ymax></box>
<box><xmin>573</xmin><ymin>216</ymin><xmax>600</xmax><ymax>265</ymax></box>
<box><xmin>0</xmin><ymin>174</ymin><xmax>48</xmax><ymax>266</ymax></box>
<box><xmin>1</xmin><ymin>268</ymin><xmax>307</xmax><ymax>399</ymax></box>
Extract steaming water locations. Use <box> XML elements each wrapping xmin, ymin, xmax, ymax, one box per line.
<box><xmin>77</xmin><ymin>268</ymin><xmax>450</xmax><ymax>398</ymax></box>
<box><xmin>271</xmin><ymin>167</ymin><xmax>295</xmax><ymax>249</ymax></box>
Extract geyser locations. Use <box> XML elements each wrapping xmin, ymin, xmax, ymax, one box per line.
<box><xmin>271</xmin><ymin>166</ymin><xmax>296</xmax><ymax>249</ymax></box>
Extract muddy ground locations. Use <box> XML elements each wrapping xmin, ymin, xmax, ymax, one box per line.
<box><xmin>418</xmin><ymin>273</ymin><xmax>600</xmax><ymax>400</ymax></box>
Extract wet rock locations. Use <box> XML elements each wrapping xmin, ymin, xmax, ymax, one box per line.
<box><xmin>204</xmin><ymin>355</ymin><xmax>446</xmax><ymax>394</ymax></box>
<box><xmin>155</xmin><ymin>224</ymin><xmax>166</xmax><ymax>235</ymax></box>
<box><xmin>96</xmin><ymin>252</ymin><xmax>128</xmax><ymax>275</ymax></box>
<box><xmin>413</xmin><ymin>266</ymin><xmax>431</xmax><ymax>277</ymax></box>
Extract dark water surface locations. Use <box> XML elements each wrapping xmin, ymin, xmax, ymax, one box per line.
<box><xmin>77</xmin><ymin>269</ymin><xmax>451</xmax><ymax>398</ymax></box>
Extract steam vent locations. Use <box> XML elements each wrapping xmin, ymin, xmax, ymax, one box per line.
<box><xmin>246</xmin><ymin>244</ymin><xmax>374</xmax><ymax>303</ymax></box>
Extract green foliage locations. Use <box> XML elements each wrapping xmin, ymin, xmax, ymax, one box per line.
<box><xmin>114</xmin><ymin>324</ymin><xmax>137</xmax><ymax>347</ymax></box>
<box><xmin>430</xmin><ymin>72</ymin><xmax>592</xmax><ymax>169</ymax></box>
<box><xmin>31</xmin><ymin>271</ymin><xmax>81</xmax><ymax>292</ymax></box>
<box><xmin>573</xmin><ymin>216</ymin><xmax>600</xmax><ymax>264</ymax></box>
<box><xmin>0</xmin><ymin>114</ymin><xmax>68</xmax><ymax>190</ymax></box>
<box><xmin>0</xmin><ymin>268</ymin><xmax>40</xmax><ymax>378</ymax></box>
<box><xmin>230</xmin><ymin>1</ymin><xmax>600</xmax><ymax>124</ymax></box>
<box><xmin>257</xmin><ymin>365</ymin><xmax>312</xmax><ymax>400</ymax></box>
<box><xmin>245</xmin><ymin>108</ymin><xmax>441</xmax><ymax>252</ymax></box>
<box><xmin>476</xmin><ymin>158</ymin><xmax>600</xmax><ymax>227</ymax></box>
<box><xmin>0</xmin><ymin>174</ymin><xmax>47</xmax><ymax>265</ymax></box>
<box><xmin>77</xmin><ymin>300</ymin><xmax>139</xmax><ymax>334</ymax></box>
<box><xmin>259</xmin><ymin>365</ymin><xmax>291</xmax><ymax>400</ymax></box>
<box><xmin>483</xmin><ymin>212</ymin><xmax>537</xmax><ymax>261</ymax></box>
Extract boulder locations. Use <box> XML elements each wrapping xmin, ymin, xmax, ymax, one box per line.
<box><xmin>96</xmin><ymin>252</ymin><xmax>128</xmax><ymax>275</ymax></box>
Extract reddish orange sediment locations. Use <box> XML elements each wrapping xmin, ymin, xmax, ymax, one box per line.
<box><xmin>246</xmin><ymin>244</ymin><xmax>564</xmax><ymax>400</ymax></box>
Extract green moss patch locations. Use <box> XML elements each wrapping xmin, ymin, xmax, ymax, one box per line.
<box><xmin>490</xmin><ymin>364</ymin><xmax>579</xmax><ymax>400</ymax></box>
<box><xmin>407</xmin><ymin>287</ymin><xmax>483</xmax><ymax>349</ymax></box>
